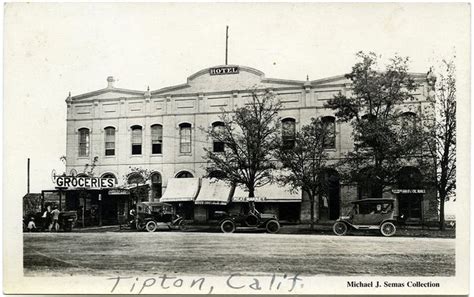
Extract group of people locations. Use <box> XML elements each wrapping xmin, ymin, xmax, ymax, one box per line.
<box><xmin>26</xmin><ymin>204</ymin><xmax>61</xmax><ymax>232</ymax></box>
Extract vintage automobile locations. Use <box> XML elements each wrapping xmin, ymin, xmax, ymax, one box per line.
<box><xmin>332</xmin><ymin>198</ymin><xmax>397</xmax><ymax>237</ymax></box>
<box><xmin>214</xmin><ymin>202</ymin><xmax>281</xmax><ymax>234</ymax></box>
<box><xmin>135</xmin><ymin>201</ymin><xmax>185</xmax><ymax>232</ymax></box>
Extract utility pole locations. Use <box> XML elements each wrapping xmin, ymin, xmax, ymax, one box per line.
<box><xmin>225</xmin><ymin>25</ymin><xmax>229</xmax><ymax>65</ymax></box>
<box><xmin>27</xmin><ymin>158</ymin><xmax>30</xmax><ymax>194</ymax></box>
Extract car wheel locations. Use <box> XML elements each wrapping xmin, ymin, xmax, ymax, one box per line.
<box><xmin>265</xmin><ymin>220</ymin><xmax>280</xmax><ymax>233</ymax></box>
<box><xmin>380</xmin><ymin>222</ymin><xmax>396</xmax><ymax>237</ymax></box>
<box><xmin>178</xmin><ymin>220</ymin><xmax>187</xmax><ymax>231</ymax></box>
<box><xmin>145</xmin><ymin>221</ymin><xmax>158</xmax><ymax>232</ymax></box>
<box><xmin>333</xmin><ymin>221</ymin><xmax>348</xmax><ymax>236</ymax></box>
<box><xmin>220</xmin><ymin>219</ymin><xmax>235</xmax><ymax>233</ymax></box>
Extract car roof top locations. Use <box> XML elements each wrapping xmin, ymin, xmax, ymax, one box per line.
<box><xmin>139</xmin><ymin>202</ymin><xmax>172</xmax><ymax>206</ymax></box>
<box><xmin>351</xmin><ymin>198</ymin><xmax>396</xmax><ymax>204</ymax></box>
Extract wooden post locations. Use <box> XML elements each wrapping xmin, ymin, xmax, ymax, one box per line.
<box><xmin>98</xmin><ymin>193</ymin><xmax>102</xmax><ymax>226</ymax></box>
<box><xmin>58</xmin><ymin>191</ymin><xmax>62</xmax><ymax>211</ymax></box>
<box><xmin>82</xmin><ymin>196</ymin><xmax>86</xmax><ymax>228</ymax></box>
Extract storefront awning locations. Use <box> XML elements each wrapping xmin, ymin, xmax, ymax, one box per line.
<box><xmin>160</xmin><ymin>178</ymin><xmax>200</xmax><ymax>202</ymax></box>
<box><xmin>195</xmin><ymin>179</ymin><xmax>232</xmax><ymax>205</ymax></box>
<box><xmin>232</xmin><ymin>183</ymin><xmax>301</xmax><ymax>202</ymax></box>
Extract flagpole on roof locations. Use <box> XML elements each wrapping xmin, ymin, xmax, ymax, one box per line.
<box><xmin>225</xmin><ymin>26</ymin><xmax>229</xmax><ymax>65</ymax></box>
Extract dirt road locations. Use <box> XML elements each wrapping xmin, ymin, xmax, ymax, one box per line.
<box><xmin>24</xmin><ymin>232</ymin><xmax>455</xmax><ymax>276</ymax></box>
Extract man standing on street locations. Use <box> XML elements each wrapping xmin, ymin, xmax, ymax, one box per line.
<box><xmin>51</xmin><ymin>205</ymin><xmax>61</xmax><ymax>232</ymax></box>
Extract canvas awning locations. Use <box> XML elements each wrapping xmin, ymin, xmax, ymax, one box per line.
<box><xmin>232</xmin><ymin>183</ymin><xmax>301</xmax><ymax>203</ymax></box>
<box><xmin>160</xmin><ymin>178</ymin><xmax>200</xmax><ymax>202</ymax></box>
<box><xmin>195</xmin><ymin>179</ymin><xmax>233</xmax><ymax>205</ymax></box>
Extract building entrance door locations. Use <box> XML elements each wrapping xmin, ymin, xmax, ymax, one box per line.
<box><xmin>319</xmin><ymin>169</ymin><xmax>340</xmax><ymax>221</ymax></box>
<box><xmin>398</xmin><ymin>193</ymin><xmax>422</xmax><ymax>222</ymax></box>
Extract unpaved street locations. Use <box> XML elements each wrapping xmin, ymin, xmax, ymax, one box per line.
<box><xmin>24</xmin><ymin>232</ymin><xmax>455</xmax><ymax>276</ymax></box>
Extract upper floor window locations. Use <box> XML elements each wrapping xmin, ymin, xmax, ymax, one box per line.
<box><xmin>322</xmin><ymin>116</ymin><xmax>336</xmax><ymax>149</ymax></box>
<box><xmin>212</xmin><ymin>122</ymin><xmax>225</xmax><ymax>152</ymax></box>
<box><xmin>151</xmin><ymin>124</ymin><xmax>163</xmax><ymax>154</ymax></box>
<box><xmin>179</xmin><ymin>123</ymin><xmax>192</xmax><ymax>154</ymax></box>
<box><xmin>104</xmin><ymin>127</ymin><xmax>116</xmax><ymax>156</ymax></box>
<box><xmin>400</xmin><ymin>112</ymin><xmax>417</xmax><ymax>131</ymax></box>
<box><xmin>281</xmin><ymin>118</ymin><xmax>296</xmax><ymax>149</ymax></box>
<box><xmin>78</xmin><ymin>128</ymin><xmax>90</xmax><ymax>157</ymax></box>
<box><xmin>131</xmin><ymin>125</ymin><xmax>142</xmax><ymax>155</ymax></box>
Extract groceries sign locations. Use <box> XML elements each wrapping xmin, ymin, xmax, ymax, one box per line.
<box><xmin>54</xmin><ymin>176</ymin><xmax>116</xmax><ymax>189</ymax></box>
<box><xmin>209</xmin><ymin>66</ymin><xmax>239</xmax><ymax>76</ymax></box>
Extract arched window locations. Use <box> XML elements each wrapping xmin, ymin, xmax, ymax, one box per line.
<box><xmin>131</xmin><ymin>125</ymin><xmax>142</xmax><ymax>155</ymax></box>
<box><xmin>78</xmin><ymin>128</ymin><xmax>90</xmax><ymax>157</ymax></box>
<box><xmin>281</xmin><ymin>118</ymin><xmax>296</xmax><ymax>149</ymax></box>
<box><xmin>321</xmin><ymin>116</ymin><xmax>336</xmax><ymax>149</ymax></box>
<box><xmin>151</xmin><ymin>172</ymin><xmax>162</xmax><ymax>199</ymax></box>
<box><xmin>176</xmin><ymin>171</ymin><xmax>194</xmax><ymax>178</ymax></box>
<box><xmin>179</xmin><ymin>123</ymin><xmax>192</xmax><ymax>153</ymax></box>
<box><xmin>104</xmin><ymin>127</ymin><xmax>116</xmax><ymax>156</ymax></box>
<box><xmin>127</xmin><ymin>172</ymin><xmax>144</xmax><ymax>185</ymax></box>
<box><xmin>212</xmin><ymin>122</ymin><xmax>225</xmax><ymax>152</ymax></box>
<box><xmin>151</xmin><ymin>124</ymin><xmax>163</xmax><ymax>154</ymax></box>
<box><xmin>101</xmin><ymin>173</ymin><xmax>118</xmax><ymax>185</ymax></box>
<box><xmin>400</xmin><ymin>112</ymin><xmax>417</xmax><ymax>131</ymax></box>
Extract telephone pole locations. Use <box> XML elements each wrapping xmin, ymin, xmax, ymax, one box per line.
<box><xmin>225</xmin><ymin>26</ymin><xmax>229</xmax><ymax>65</ymax></box>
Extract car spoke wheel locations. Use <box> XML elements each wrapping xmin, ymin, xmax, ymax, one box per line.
<box><xmin>220</xmin><ymin>219</ymin><xmax>235</xmax><ymax>233</ymax></box>
<box><xmin>145</xmin><ymin>221</ymin><xmax>158</xmax><ymax>232</ymax></box>
<box><xmin>245</xmin><ymin>214</ymin><xmax>259</xmax><ymax>227</ymax></box>
<box><xmin>380</xmin><ymin>222</ymin><xmax>396</xmax><ymax>237</ymax></box>
<box><xmin>265</xmin><ymin>220</ymin><xmax>280</xmax><ymax>233</ymax></box>
<box><xmin>179</xmin><ymin>220</ymin><xmax>187</xmax><ymax>231</ymax></box>
<box><xmin>333</xmin><ymin>221</ymin><xmax>348</xmax><ymax>236</ymax></box>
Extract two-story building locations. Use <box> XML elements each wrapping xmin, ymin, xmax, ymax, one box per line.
<box><xmin>63</xmin><ymin>65</ymin><xmax>437</xmax><ymax>226</ymax></box>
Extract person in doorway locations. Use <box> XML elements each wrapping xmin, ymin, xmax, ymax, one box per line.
<box><xmin>51</xmin><ymin>205</ymin><xmax>61</xmax><ymax>232</ymax></box>
<box><xmin>27</xmin><ymin>217</ymin><xmax>36</xmax><ymax>232</ymax></box>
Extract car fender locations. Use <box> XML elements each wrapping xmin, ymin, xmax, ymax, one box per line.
<box><xmin>379</xmin><ymin>219</ymin><xmax>397</xmax><ymax>227</ymax></box>
<box><xmin>336</xmin><ymin>219</ymin><xmax>355</xmax><ymax>229</ymax></box>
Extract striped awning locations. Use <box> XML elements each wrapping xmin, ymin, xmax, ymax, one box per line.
<box><xmin>194</xmin><ymin>179</ymin><xmax>232</xmax><ymax>205</ymax></box>
<box><xmin>232</xmin><ymin>183</ymin><xmax>301</xmax><ymax>202</ymax></box>
<box><xmin>160</xmin><ymin>178</ymin><xmax>200</xmax><ymax>202</ymax></box>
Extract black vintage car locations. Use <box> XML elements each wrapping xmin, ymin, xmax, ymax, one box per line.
<box><xmin>333</xmin><ymin>198</ymin><xmax>397</xmax><ymax>237</ymax></box>
<box><xmin>135</xmin><ymin>202</ymin><xmax>185</xmax><ymax>232</ymax></box>
<box><xmin>214</xmin><ymin>202</ymin><xmax>281</xmax><ymax>234</ymax></box>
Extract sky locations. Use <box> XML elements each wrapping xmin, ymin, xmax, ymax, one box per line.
<box><xmin>4</xmin><ymin>3</ymin><xmax>468</xmax><ymax>213</ymax></box>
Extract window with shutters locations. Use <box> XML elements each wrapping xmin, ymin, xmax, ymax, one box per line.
<box><xmin>151</xmin><ymin>124</ymin><xmax>163</xmax><ymax>154</ymax></box>
<box><xmin>104</xmin><ymin>127</ymin><xmax>115</xmax><ymax>156</ymax></box>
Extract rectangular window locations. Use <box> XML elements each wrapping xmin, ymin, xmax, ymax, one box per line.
<box><xmin>151</xmin><ymin>125</ymin><xmax>163</xmax><ymax>154</ymax></box>
<box><xmin>212</xmin><ymin>124</ymin><xmax>225</xmax><ymax>152</ymax></box>
<box><xmin>322</xmin><ymin>117</ymin><xmax>336</xmax><ymax>149</ymax></box>
<box><xmin>105</xmin><ymin>128</ymin><xmax>115</xmax><ymax>156</ymax></box>
<box><xmin>131</xmin><ymin>127</ymin><xmax>142</xmax><ymax>155</ymax></box>
<box><xmin>282</xmin><ymin>119</ymin><xmax>296</xmax><ymax>150</ymax></box>
<box><xmin>180</xmin><ymin>125</ymin><xmax>192</xmax><ymax>153</ymax></box>
<box><xmin>78</xmin><ymin>129</ymin><xmax>90</xmax><ymax>157</ymax></box>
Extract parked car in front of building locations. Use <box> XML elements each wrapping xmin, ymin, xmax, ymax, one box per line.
<box><xmin>135</xmin><ymin>201</ymin><xmax>185</xmax><ymax>232</ymax></box>
<box><xmin>332</xmin><ymin>198</ymin><xmax>397</xmax><ymax>237</ymax></box>
<box><xmin>210</xmin><ymin>202</ymin><xmax>281</xmax><ymax>234</ymax></box>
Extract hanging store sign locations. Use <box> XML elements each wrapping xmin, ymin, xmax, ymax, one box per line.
<box><xmin>209</xmin><ymin>66</ymin><xmax>239</xmax><ymax>76</ymax></box>
<box><xmin>54</xmin><ymin>176</ymin><xmax>116</xmax><ymax>189</ymax></box>
<box><xmin>233</xmin><ymin>196</ymin><xmax>267</xmax><ymax>202</ymax></box>
<box><xmin>392</xmin><ymin>189</ymin><xmax>426</xmax><ymax>194</ymax></box>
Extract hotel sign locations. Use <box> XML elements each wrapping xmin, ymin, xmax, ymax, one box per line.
<box><xmin>392</xmin><ymin>189</ymin><xmax>426</xmax><ymax>194</ymax></box>
<box><xmin>54</xmin><ymin>176</ymin><xmax>116</xmax><ymax>189</ymax></box>
<box><xmin>209</xmin><ymin>66</ymin><xmax>239</xmax><ymax>76</ymax></box>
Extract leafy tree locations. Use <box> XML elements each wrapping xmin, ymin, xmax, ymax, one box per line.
<box><xmin>202</xmin><ymin>90</ymin><xmax>281</xmax><ymax>202</ymax></box>
<box><xmin>123</xmin><ymin>166</ymin><xmax>153</xmax><ymax>204</ymax></box>
<box><xmin>325</xmin><ymin>52</ymin><xmax>423</xmax><ymax>197</ymax></box>
<box><xmin>424</xmin><ymin>60</ymin><xmax>456</xmax><ymax>230</ymax></box>
<box><xmin>274</xmin><ymin>118</ymin><xmax>329</xmax><ymax>229</ymax></box>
